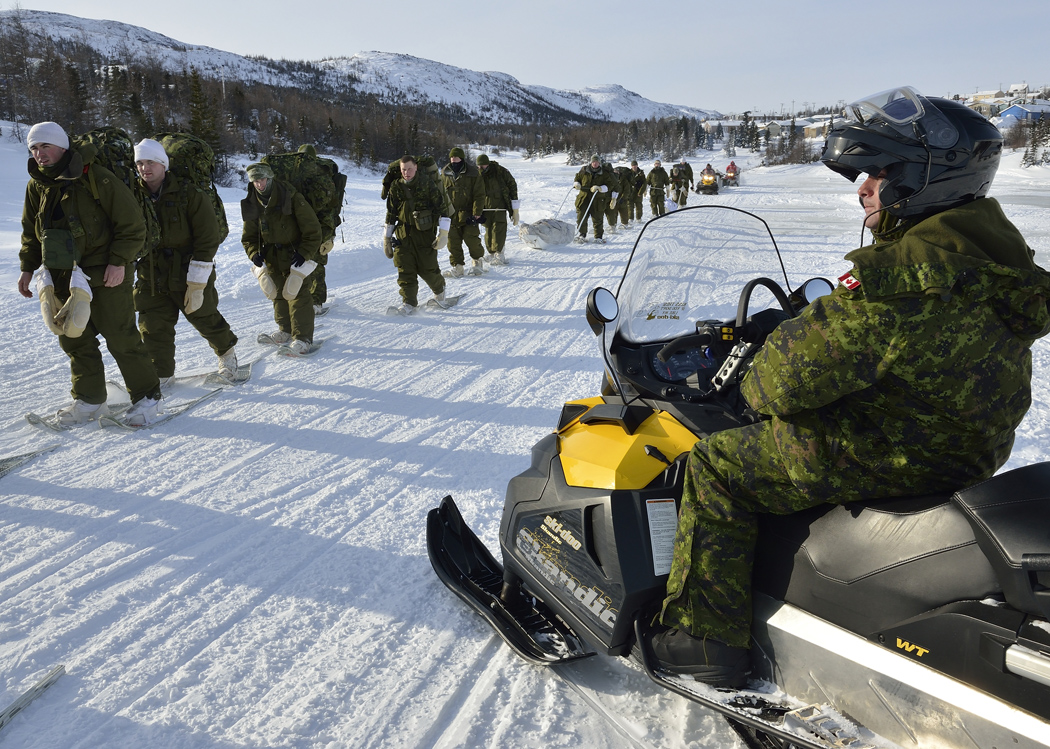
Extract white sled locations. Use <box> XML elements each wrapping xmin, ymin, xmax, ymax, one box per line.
<box><xmin>519</xmin><ymin>218</ymin><xmax>575</xmax><ymax>250</ymax></box>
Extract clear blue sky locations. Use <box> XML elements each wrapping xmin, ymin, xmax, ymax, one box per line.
<box><xmin>12</xmin><ymin>0</ymin><xmax>1050</xmax><ymax>115</ymax></box>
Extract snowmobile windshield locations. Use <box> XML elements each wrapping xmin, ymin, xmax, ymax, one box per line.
<box><xmin>611</xmin><ymin>206</ymin><xmax>789</xmax><ymax>346</ymax></box>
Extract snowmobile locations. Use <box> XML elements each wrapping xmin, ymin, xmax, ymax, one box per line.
<box><xmin>428</xmin><ymin>205</ymin><xmax>1050</xmax><ymax>749</ymax></box>
<box><xmin>697</xmin><ymin>171</ymin><xmax>720</xmax><ymax>194</ymax></box>
<box><xmin>723</xmin><ymin>168</ymin><xmax>740</xmax><ymax>187</ymax></box>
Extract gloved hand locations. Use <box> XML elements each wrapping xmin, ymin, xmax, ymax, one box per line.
<box><xmin>319</xmin><ymin>238</ymin><xmax>335</xmax><ymax>255</ymax></box>
<box><xmin>36</xmin><ymin>268</ymin><xmax>65</xmax><ymax>336</ymax></box>
<box><xmin>251</xmin><ymin>253</ymin><xmax>265</xmax><ymax>267</ymax></box>
<box><xmin>610</xmin><ymin>195</ymin><xmax>618</xmax><ymax>210</ymax></box>
<box><xmin>252</xmin><ymin>262</ymin><xmax>278</xmax><ymax>300</ymax></box>
<box><xmin>383</xmin><ymin>225</ymin><xmax>395</xmax><ymax>258</ymax></box>
<box><xmin>511</xmin><ymin>200</ymin><xmax>520</xmax><ymax>226</ymax></box>
<box><xmin>432</xmin><ymin>216</ymin><xmax>451</xmax><ymax>250</ymax></box>
<box><xmin>474</xmin><ymin>214</ymin><xmax>485</xmax><ymax>225</ymax></box>
<box><xmin>573</xmin><ymin>181</ymin><xmax>581</xmax><ymax>190</ymax></box>
<box><xmin>52</xmin><ymin>265</ymin><xmax>93</xmax><ymax>338</ymax></box>
<box><xmin>291</xmin><ymin>251</ymin><xmax>306</xmax><ymax>267</ymax></box>
<box><xmin>184</xmin><ymin>260</ymin><xmax>213</xmax><ymax>314</ymax></box>
<box><xmin>599</xmin><ymin>185</ymin><xmax>608</xmax><ymax>193</ymax></box>
<box><xmin>282</xmin><ymin>258</ymin><xmax>318</xmax><ymax>301</ymax></box>
<box><xmin>590</xmin><ymin>185</ymin><xmax>600</xmax><ymax>193</ymax></box>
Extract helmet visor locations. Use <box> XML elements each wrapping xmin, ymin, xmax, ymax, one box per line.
<box><xmin>847</xmin><ymin>86</ymin><xmax>925</xmax><ymax>126</ymax></box>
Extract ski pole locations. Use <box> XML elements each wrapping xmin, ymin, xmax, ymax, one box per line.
<box><xmin>555</xmin><ymin>185</ymin><xmax>575</xmax><ymax>219</ymax></box>
<box><xmin>576</xmin><ymin>190</ymin><xmax>599</xmax><ymax>235</ymax></box>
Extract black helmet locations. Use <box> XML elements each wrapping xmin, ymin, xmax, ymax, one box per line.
<box><xmin>821</xmin><ymin>86</ymin><xmax>1002</xmax><ymax>219</ymax></box>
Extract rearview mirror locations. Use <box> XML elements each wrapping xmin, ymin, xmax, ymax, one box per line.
<box><xmin>586</xmin><ymin>287</ymin><xmax>618</xmax><ymax>336</ymax></box>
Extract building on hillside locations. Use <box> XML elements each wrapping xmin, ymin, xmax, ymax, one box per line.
<box><xmin>994</xmin><ymin>101</ymin><xmax>1050</xmax><ymax>129</ymax></box>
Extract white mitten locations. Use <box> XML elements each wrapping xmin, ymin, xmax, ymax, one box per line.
<box><xmin>383</xmin><ymin>225</ymin><xmax>395</xmax><ymax>258</ymax></box>
<box><xmin>511</xmin><ymin>200</ymin><xmax>520</xmax><ymax>226</ymax></box>
<box><xmin>599</xmin><ymin>185</ymin><xmax>608</xmax><ymax>193</ymax></box>
<box><xmin>252</xmin><ymin>263</ymin><xmax>278</xmax><ymax>300</ymax></box>
<box><xmin>432</xmin><ymin>216</ymin><xmax>451</xmax><ymax>250</ymax></box>
<box><xmin>282</xmin><ymin>259</ymin><xmax>318</xmax><ymax>301</ymax></box>
<box><xmin>610</xmin><ymin>193</ymin><xmax>618</xmax><ymax>209</ymax></box>
<box><xmin>319</xmin><ymin>238</ymin><xmax>335</xmax><ymax>255</ymax></box>
<box><xmin>54</xmin><ymin>265</ymin><xmax>93</xmax><ymax>338</ymax></box>
<box><xmin>573</xmin><ymin>181</ymin><xmax>581</xmax><ymax>190</ymax></box>
<box><xmin>36</xmin><ymin>268</ymin><xmax>65</xmax><ymax>335</ymax></box>
<box><xmin>590</xmin><ymin>185</ymin><xmax>600</xmax><ymax>193</ymax></box>
<box><xmin>184</xmin><ymin>260</ymin><xmax>213</xmax><ymax>314</ymax></box>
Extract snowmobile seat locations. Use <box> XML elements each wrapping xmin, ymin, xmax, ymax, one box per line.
<box><xmin>753</xmin><ymin>492</ymin><xmax>1002</xmax><ymax>636</ymax></box>
<box><xmin>951</xmin><ymin>462</ymin><xmax>1050</xmax><ymax>620</ymax></box>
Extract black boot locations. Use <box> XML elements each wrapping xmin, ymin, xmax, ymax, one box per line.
<box><xmin>642</xmin><ymin>624</ymin><xmax>750</xmax><ymax>687</ymax></box>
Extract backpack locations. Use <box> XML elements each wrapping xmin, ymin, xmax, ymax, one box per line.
<box><xmin>262</xmin><ymin>150</ymin><xmax>346</xmax><ymax>243</ymax></box>
<box><xmin>71</xmin><ymin>126</ymin><xmax>161</xmax><ymax>259</ymax></box>
<box><xmin>382</xmin><ymin>155</ymin><xmax>451</xmax><ymax>215</ymax></box>
<box><xmin>153</xmin><ymin>132</ymin><xmax>229</xmax><ymax>243</ymax></box>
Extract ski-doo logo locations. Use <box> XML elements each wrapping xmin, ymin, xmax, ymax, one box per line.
<box><xmin>895</xmin><ymin>638</ymin><xmax>929</xmax><ymax>657</ymax></box>
<box><xmin>517</xmin><ymin>527</ymin><xmax>618</xmax><ymax>629</ymax></box>
<box><xmin>543</xmin><ymin>515</ymin><xmax>582</xmax><ymax>551</ymax></box>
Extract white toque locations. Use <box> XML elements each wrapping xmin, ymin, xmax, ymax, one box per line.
<box><xmin>27</xmin><ymin>122</ymin><xmax>70</xmax><ymax>150</ymax></box>
<box><xmin>134</xmin><ymin>138</ymin><xmax>169</xmax><ymax>169</ymax></box>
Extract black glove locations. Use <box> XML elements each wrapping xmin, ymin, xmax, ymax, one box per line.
<box><xmin>291</xmin><ymin>251</ymin><xmax>306</xmax><ymax>268</ymax></box>
<box><xmin>251</xmin><ymin>253</ymin><xmax>264</xmax><ymax>267</ymax></box>
<box><xmin>475</xmin><ymin>214</ymin><xmax>486</xmax><ymax>225</ymax></box>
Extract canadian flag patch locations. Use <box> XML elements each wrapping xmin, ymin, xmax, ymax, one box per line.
<box><xmin>838</xmin><ymin>271</ymin><xmax>861</xmax><ymax>290</ymax></box>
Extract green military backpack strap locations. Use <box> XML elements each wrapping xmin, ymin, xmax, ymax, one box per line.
<box><xmin>153</xmin><ymin>131</ymin><xmax>230</xmax><ymax>243</ymax></box>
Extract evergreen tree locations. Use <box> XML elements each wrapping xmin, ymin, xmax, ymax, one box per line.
<box><xmin>188</xmin><ymin>67</ymin><xmax>222</xmax><ymax>155</ymax></box>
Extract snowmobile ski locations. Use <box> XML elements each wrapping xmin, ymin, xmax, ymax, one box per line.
<box><xmin>427</xmin><ymin>494</ymin><xmax>594</xmax><ymax>666</ymax></box>
<box><xmin>0</xmin><ymin>444</ymin><xmax>60</xmax><ymax>480</ymax></box>
<box><xmin>275</xmin><ymin>339</ymin><xmax>326</xmax><ymax>358</ymax></box>
<box><xmin>426</xmin><ymin>294</ymin><xmax>465</xmax><ymax>311</ymax></box>
<box><xmin>0</xmin><ymin>664</ymin><xmax>65</xmax><ymax>733</ymax></box>
<box><xmin>98</xmin><ymin>388</ymin><xmax>221</xmax><ymax>430</ymax></box>
<box><xmin>632</xmin><ymin>619</ymin><xmax>880</xmax><ymax>749</ymax></box>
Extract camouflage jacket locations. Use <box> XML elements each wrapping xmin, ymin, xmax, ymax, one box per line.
<box><xmin>574</xmin><ymin>163</ymin><xmax>617</xmax><ymax>209</ymax></box>
<box><xmin>386</xmin><ymin>172</ymin><xmax>447</xmax><ymax>241</ymax></box>
<box><xmin>478</xmin><ymin>161</ymin><xmax>519</xmax><ymax>212</ymax></box>
<box><xmin>646</xmin><ymin>166</ymin><xmax>670</xmax><ymax>190</ymax></box>
<box><xmin>741</xmin><ymin>198</ymin><xmax>1050</xmax><ymax>493</ymax></box>
<box><xmin>21</xmin><ymin>144</ymin><xmax>147</xmax><ymax>279</ymax></box>
<box><xmin>441</xmin><ymin>161</ymin><xmax>486</xmax><ymax>224</ymax></box>
<box><xmin>240</xmin><ymin>178</ymin><xmax>321</xmax><ymax>264</ymax></box>
<box><xmin>630</xmin><ymin>167</ymin><xmax>647</xmax><ymax>197</ymax></box>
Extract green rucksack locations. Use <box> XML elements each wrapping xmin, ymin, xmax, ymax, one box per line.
<box><xmin>153</xmin><ymin>132</ymin><xmax>229</xmax><ymax>243</ymax></box>
<box><xmin>262</xmin><ymin>149</ymin><xmax>346</xmax><ymax>243</ymax></box>
<box><xmin>381</xmin><ymin>155</ymin><xmax>451</xmax><ymax>216</ymax></box>
<box><xmin>71</xmin><ymin>126</ymin><xmax>161</xmax><ymax>259</ymax></box>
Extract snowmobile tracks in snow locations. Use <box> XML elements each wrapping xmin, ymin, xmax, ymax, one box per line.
<box><xmin>427</xmin><ymin>494</ymin><xmax>593</xmax><ymax>666</ymax></box>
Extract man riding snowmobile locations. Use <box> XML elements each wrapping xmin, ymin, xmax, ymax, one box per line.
<box><xmin>646</xmin><ymin>86</ymin><xmax>1050</xmax><ymax>685</ymax></box>
<box><xmin>723</xmin><ymin>161</ymin><xmax>739</xmax><ymax>186</ymax></box>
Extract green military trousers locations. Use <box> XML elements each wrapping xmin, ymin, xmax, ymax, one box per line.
<box><xmin>649</xmin><ymin>188</ymin><xmax>667</xmax><ymax>217</ymax></box>
<box><xmin>135</xmin><ymin>255</ymin><xmax>237</xmax><ymax>379</ymax></box>
<box><xmin>631</xmin><ymin>195</ymin><xmax>645</xmax><ymax>222</ymax></box>
<box><xmin>56</xmin><ymin>267</ymin><xmax>160</xmax><ymax>405</ymax></box>
<box><xmin>447</xmin><ymin>223</ymin><xmax>484</xmax><ymax>267</ymax></box>
<box><xmin>658</xmin><ymin>417</ymin><xmax>960</xmax><ymax>649</ymax></box>
<box><xmin>481</xmin><ymin>212</ymin><xmax>508</xmax><ymax>255</ymax></box>
<box><xmin>395</xmin><ymin>231</ymin><xmax>445</xmax><ymax>307</ymax></box>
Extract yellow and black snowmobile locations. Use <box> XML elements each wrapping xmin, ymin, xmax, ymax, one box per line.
<box><xmin>428</xmin><ymin>205</ymin><xmax>1050</xmax><ymax>749</ymax></box>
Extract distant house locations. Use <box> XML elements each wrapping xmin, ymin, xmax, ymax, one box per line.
<box><xmin>995</xmin><ymin>101</ymin><xmax>1050</xmax><ymax>128</ymax></box>
<box><xmin>759</xmin><ymin>119</ymin><xmax>812</xmax><ymax>138</ymax></box>
<box><xmin>703</xmin><ymin>119</ymin><xmax>743</xmax><ymax>136</ymax></box>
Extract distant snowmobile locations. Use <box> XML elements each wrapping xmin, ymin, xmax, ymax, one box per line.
<box><xmin>697</xmin><ymin>171</ymin><xmax>720</xmax><ymax>194</ymax></box>
<box><xmin>429</xmin><ymin>205</ymin><xmax>1050</xmax><ymax>749</ymax></box>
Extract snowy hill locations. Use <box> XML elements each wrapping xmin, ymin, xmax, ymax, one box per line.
<box><xmin>2</xmin><ymin>133</ymin><xmax>1049</xmax><ymax>747</ymax></box>
<box><xmin>1</xmin><ymin>9</ymin><xmax>721</xmax><ymax>125</ymax></box>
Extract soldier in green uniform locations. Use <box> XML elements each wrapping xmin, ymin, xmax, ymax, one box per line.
<box><xmin>613</xmin><ymin>165</ymin><xmax>633</xmax><ymax>227</ymax></box>
<box><xmin>669</xmin><ymin>164</ymin><xmax>690</xmax><ymax>207</ymax></box>
<box><xmin>629</xmin><ymin>160</ymin><xmax>647</xmax><ymax>223</ymax></box>
<box><xmin>573</xmin><ymin>154</ymin><xmax>615</xmax><ymax>244</ymax></box>
<box><xmin>475</xmin><ymin>153</ymin><xmax>519</xmax><ymax>266</ymax></box>
<box><xmin>133</xmin><ymin>138</ymin><xmax>238</xmax><ymax>385</ymax></box>
<box><xmin>646</xmin><ymin>160</ymin><xmax>670</xmax><ymax>217</ymax></box>
<box><xmin>603</xmin><ymin>163</ymin><xmax>625</xmax><ymax>233</ymax></box>
<box><xmin>241</xmin><ymin>162</ymin><xmax>321</xmax><ymax>354</ymax></box>
<box><xmin>384</xmin><ymin>155</ymin><xmax>451</xmax><ymax>315</ymax></box>
<box><xmin>17</xmin><ymin>122</ymin><xmax>162</xmax><ymax>427</ymax></box>
<box><xmin>677</xmin><ymin>158</ymin><xmax>694</xmax><ymax>191</ymax></box>
<box><xmin>644</xmin><ymin>89</ymin><xmax>1050</xmax><ymax>687</ymax></box>
<box><xmin>441</xmin><ymin>147</ymin><xmax>487</xmax><ymax>277</ymax></box>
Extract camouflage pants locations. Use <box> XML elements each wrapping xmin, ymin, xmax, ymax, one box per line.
<box><xmin>267</xmin><ymin>263</ymin><xmax>316</xmax><ymax>343</ymax></box>
<box><xmin>630</xmin><ymin>196</ymin><xmax>645</xmax><ymax>222</ymax></box>
<box><xmin>658</xmin><ymin>418</ymin><xmax>949</xmax><ymax>648</ymax></box>
<box><xmin>672</xmin><ymin>184</ymin><xmax>689</xmax><ymax>206</ymax></box>
<box><xmin>576</xmin><ymin>199</ymin><xmax>606</xmax><ymax>238</ymax></box>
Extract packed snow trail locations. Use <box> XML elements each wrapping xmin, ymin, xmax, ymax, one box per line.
<box><xmin>2</xmin><ymin>130</ymin><xmax>1049</xmax><ymax>747</ymax></box>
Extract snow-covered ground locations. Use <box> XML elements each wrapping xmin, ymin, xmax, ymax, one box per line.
<box><xmin>2</xmin><ymin>134</ymin><xmax>1049</xmax><ymax>748</ymax></box>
